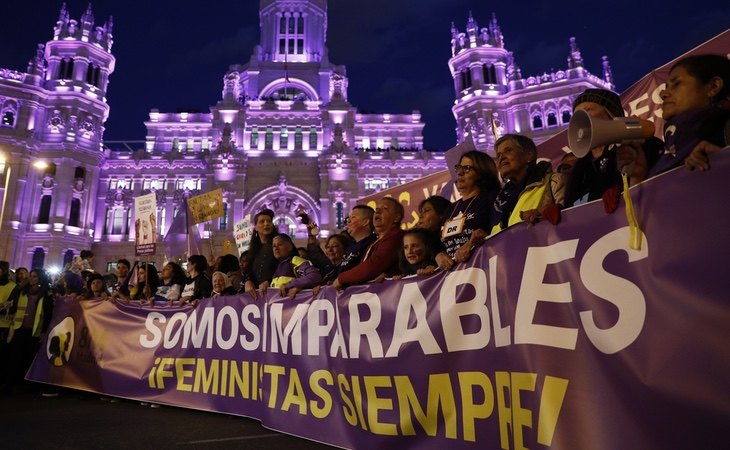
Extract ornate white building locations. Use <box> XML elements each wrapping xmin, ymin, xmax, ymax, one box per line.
<box><xmin>0</xmin><ymin>2</ymin><xmax>613</xmax><ymax>271</ymax></box>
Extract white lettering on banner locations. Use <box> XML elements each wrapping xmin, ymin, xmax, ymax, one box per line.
<box><xmin>164</xmin><ymin>312</ymin><xmax>188</xmax><ymax>348</ymax></box>
<box><xmin>137</xmin><ymin>227</ymin><xmax>650</xmax><ymax>356</ymax></box>
<box><xmin>651</xmin><ymin>83</ymin><xmax>665</xmax><ymax>119</ymax></box>
<box><xmin>140</xmin><ymin>312</ymin><xmax>165</xmax><ymax>348</ymax></box>
<box><xmin>514</xmin><ymin>240</ymin><xmax>580</xmax><ymax>349</ymax></box>
<box><xmin>579</xmin><ymin>227</ymin><xmax>648</xmax><ymax>354</ymax></box>
<box><xmin>627</xmin><ymin>93</ymin><xmax>651</xmax><ymax>118</ymax></box>
<box><xmin>386</xmin><ymin>282</ymin><xmax>441</xmax><ymax>357</ymax></box>
<box><xmin>348</xmin><ymin>293</ymin><xmax>384</xmax><ymax>358</ymax></box>
<box><xmin>307</xmin><ymin>299</ymin><xmax>335</xmax><ymax>357</ymax></box>
<box><xmin>489</xmin><ymin>255</ymin><xmax>511</xmax><ymax>347</ymax></box>
<box><xmin>440</xmin><ymin>268</ymin><xmax>491</xmax><ymax>352</ymax></box>
<box><xmin>182</xmin><ymin>307</ymin><xmax>215</xmax><ymax>348</ymax></box>
<box><xmin>269</xmin><ymin>303</ymin><xmax>309</xmax><ymax>355</ymax></box>
<box><xmin>240</xmin><ymin>304</ymin><xmax>261</xmax><ymax>350</ymax></box>
<box><xmin>216</xmin><ymin>306</ymin><xmax>239</xmax><ymax>350</ymax></box>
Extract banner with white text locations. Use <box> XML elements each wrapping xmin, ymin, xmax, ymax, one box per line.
<box><xmin>28</xmin><ymin>152</ymin><xmax>730</xmax><ymax>449</ymax></box>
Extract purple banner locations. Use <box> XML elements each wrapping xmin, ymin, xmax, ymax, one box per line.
<box><xmin>29</xmin><ymin>152</ymin><xmax>730</xmax><ymax>449</ymax></box>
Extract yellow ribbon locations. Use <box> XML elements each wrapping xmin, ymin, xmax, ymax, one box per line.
<box><xmin>622</xmin><ymin>173</ymin><xmax>642</xmax><ymax>250</ymax></box>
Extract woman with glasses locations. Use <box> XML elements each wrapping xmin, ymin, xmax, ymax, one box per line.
<box><xmin>436</xmin><ymin>150</ymin><xmax>500</xmax><ymax>269</ymax></box>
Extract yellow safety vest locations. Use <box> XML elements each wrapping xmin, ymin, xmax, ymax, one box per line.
<box><xmin>491</xmin><ymin>173</ymin><xmax>552</xmax><ymax>234</ymax></box>
<box><xmin>12</xmin><ymin>292</ymin><xmax>47</xmax><ymax>337</ymax></box>
<box><xmin>271</xmin><ymin>256</ymin><xmax>309</xmax><ymax>289</ymax></box>
<box><xmin>0</xmin><ymin>281</ymin><xmax>17</xmax><ymax>328</ymax></box>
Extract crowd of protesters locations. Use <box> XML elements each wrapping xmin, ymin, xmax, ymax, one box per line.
<box><xmin>0</xmin><ymin>53</ymin><xmax>728</xmax><ymax>394</ymax></box>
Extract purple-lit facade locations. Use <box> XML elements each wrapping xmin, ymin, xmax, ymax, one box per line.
<box><xmin>0</xmin><ymin>2</ymin><xmax>612</xmax><ymax>271</ymax></box>
<box><xmin>449</xmin><ymin>13</ymin><xmax>615</xmax><ymax>153</ymax></box>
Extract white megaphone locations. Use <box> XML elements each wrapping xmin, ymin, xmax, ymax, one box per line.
<box><xmin>568</xmin><ymin>109</ymin><xmax>655</xmax><ymax>157</ymax></box>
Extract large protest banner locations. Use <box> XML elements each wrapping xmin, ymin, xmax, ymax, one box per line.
<box><xmin>28</xmin><ymin>152</ymin><xmax>730</xmax><ymax>449</ymax></box>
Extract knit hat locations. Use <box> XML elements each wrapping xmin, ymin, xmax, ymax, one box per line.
<box><xmin>572</xmin><ymin>89</ymin><xmax>625</xmax><ymax>118</ymax></box>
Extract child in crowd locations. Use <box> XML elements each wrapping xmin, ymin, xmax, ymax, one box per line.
<box><xmin>397</xmin><ymin>228</ymin><xmax>440</xmax><ymax>277</ymax></box>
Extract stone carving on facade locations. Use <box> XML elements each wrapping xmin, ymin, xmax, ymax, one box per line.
<box><xmin>105</xmin><ymin>187</ymin><xmax>133</xmax><ymax>207</ymax></box>
<box><xmin>47</xmin><ymin>110</ymin><xmax>65</xmax><ymax>133</ymax></box>
<box><xmin>79</xmin><ymin>118</ymin><xmax>96</xmax><ymax>139</ymax></box>
<box><xmin>73</xmin><ymin>177</ymin><xmax>85</xmax><ymax>193</ymax></box>
<box><xmin>173</xmin><ymin>188</ymin><xmax>198</xmax><ymax>206</ymax></box>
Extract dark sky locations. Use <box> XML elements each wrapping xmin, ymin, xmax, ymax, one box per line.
<box><xmin>2</xmin><ymin>1</ymin><xmax>728</xmax><ymax>151</ymax></box>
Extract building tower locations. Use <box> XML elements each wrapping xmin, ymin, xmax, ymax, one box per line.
<box><xmin>449</xmin><ymin>12</ymin><xmax>614</xmax><ymax>155</ymax></box>
<box><xmin>0</xmin><ymin>4</ymin><xmax>115</xmax><ymax>269</ymax></box>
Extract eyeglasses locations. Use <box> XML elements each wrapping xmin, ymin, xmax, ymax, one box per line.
<box><xmin>454</xmin><ymin>164</ymin><xmax>476</xmax><ymax>173</ymax></box>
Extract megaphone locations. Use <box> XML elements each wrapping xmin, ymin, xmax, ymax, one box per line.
<box><xmin>568</xmin><ymin>109</ymin><xmax>655</xmax><ymax>157</ymax></box>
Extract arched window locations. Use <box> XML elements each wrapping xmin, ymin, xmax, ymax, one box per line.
<box><xmin>31</xmin><ymin>248</ymin><xmax>46</xmax><ymax>270</ymax></box>
<box><xmin>111</xmin><ymin>208</ymin><xmax>125</xmax><ymax>234</ymax></box>
<box><xmin>309</xmin><ymin>128</ymin><xmax>318</xmax><ymax>150</ymax></box>
<box><xmin>86</xmin><ymin>64</ymin><xmax>95</xmax><ymax>84</ymax></box>
<box><xmin>561</xmin><ymin>110</ymin><xmax>572</xmax><ymax>124</ymax></box>
<box><xmin>63</xmin><ymin>249</ymin><xmax>75</xmax><ymax>268</ymax></box>
<box><xmin>64</xmin><ymin>58</ymin><xmax>74</xmax><ymax>79</ymax></box>
<box><xmin>280</xmin><ymin>127</ymin><xmax>288</xmax><ymax>149</ymax></box>
<box><xmin>390</xmin><ymin>137</ymin><xmax>399</xmax><ymax>149</ymax></box>
<box><xmin>336</xmin><ymin>202</ymin><xmax>344</xmax><ymax>229</ymax></box>
<box><xmin>250</xmin><ymin>127</ymin><xmax>259</xmax><ymax>148</ymax></box>
<box><xmin>1</xmin><ymin>111</ymin><xmax>14</xmax><ymax>127</ymax></box>
<box><xmin>482</xmin><ymin>65</ymin><xmax>497</xmax><ymax>85</ymax></box>
<box><xmin>265</xmin><ymin>127</ymin><xmax>274</xmax><ymax>149</ymax></box>
<box><xmin>294</xmin><ymin>127</ymin><xmax>303</xmax><ymax>149</ymax></box>
<box><xmin>219</xmin><ymin>202</ymin><xmax>228</xmax><ymax>231</ymax></box>
<box><xmin>532</xmin><ymin>115</ymin><xmax>543</xmax><ymax>129</ymax></box>
<box><xmin>74</xmin><ymin>166</ymin><xmax>86</xmax><ymax>180</ymax></box>
<box><xmin>38</xmin><ymin>195</ymin><xmax>52</xmax><ymax>224</ymax></box>
<box><xmin>68</xmin><ymin>198</ymin><xmax>81</xmax><ymax>227</ymax></box>
<box><xmin>461</xmin><ymin>70</ymin><xmax>472</xmax><ymax>89</ymax></box>
<box><xmin>58</xmin><ymin>59</ymin><xmax>67</xmax><ymax>79</ymax></box>
<box><xmin>547</xmin><ymin>112</ymin><xmax>558</xmax><ymax>127</ymax></box>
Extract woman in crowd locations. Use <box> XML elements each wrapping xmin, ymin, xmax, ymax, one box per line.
<box><xmin>131</xmin><ymin>263</ymin><xmax>160</xmax><ymax>304</ymax></box>
<box><xmin>270</xmin><ymin>234</ymin><xmax>322</xmax><ymax>299</ymax></box>
<box><xmin>216</xmin><ymin>254</ymin><xmax>241</xmax><ymax>295</ymax></box>
<box><xmin>397</xmin><ymin>228</ymin><xmax>441</xmax><ymax>277</ymax></box>
<box><xmin>417</xmin><ymin>195</ymin><xmax>451</xmax><ymax>233</ymax></box>
<box><xmin>244</xmin><ymin>209</ymin><xmax>279</xmax><ymax>299</ymax></box>
<box><xmin>82</xmin><ymin>272</ymin><xmax>108</xmax><ymax>300</ymax></box>
<box><xmin>624</xmin><ymin>54</ymin><xmax>730</xmax><ymax>177</ymax></box>
<box><xmin>211</xmin><ymin>271</ymin><xmax>237</xmax><ymax>297</ymax></box>
<box><xmin>237</xmin><ymin>251</ymin><xmax>251</xmax><ymax>293</ymax></box>
<box><xmin>57</xmin><ymin>271</ymin><xmax>85</xmax><ymax>300</ymax></box>
<box><xmin>437</xmin><ymin>151</ymin><xmax>500</xmax><ymax>269</ymax></box>
<box><xmin>179</xmin><ymin>255</ymin><xmax>213</xmax><ymax>307</ymax></box>
<box><xmin>309</xmin><ymin>233</ymin><xmax>353</xmax><ymax>286</ymax></box>
<box><xmin>7</xmin><ymin>269</ymin><xmax>53</xmax><ymax>387</ymax></box>
<box><xmin>157</xmin><ymin>262</ymin><xmax>187</xmax><ymax>305</ymax></box>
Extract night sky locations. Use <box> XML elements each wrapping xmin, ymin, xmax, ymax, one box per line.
<box><xmin>2</xmin><ymin>0</ymin><xmax>728</xmax><ymax>151</ymax></box>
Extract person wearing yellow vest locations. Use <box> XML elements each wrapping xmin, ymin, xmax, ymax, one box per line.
<box><xmin>0</xmin><ymin>261</ymin><xmax>19</xmax><ymax>333</ymax></box>
<box><xmin>7</xmin><ymin>268</ymin><xmax>53</xmax><ymax>388</ymax></box>
<box><xmin>1</xmin><ymin>261</ymin><xmax>21</xmax><ymax>391</ymax></box>
<box><xmin>271</xmin><ymin>234</ymin><xmax>322</xmax><ymax>299</ymax></box>
<box><xmin>490</xmin><ymin>134</ymin><xmax>565</xmax><ymax>234</ymax></box>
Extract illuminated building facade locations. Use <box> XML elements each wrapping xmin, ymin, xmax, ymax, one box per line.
<box><xmin>0</xmin><ymin>2</ymin><xmax>612</xmax><ymax>270</ymax></box>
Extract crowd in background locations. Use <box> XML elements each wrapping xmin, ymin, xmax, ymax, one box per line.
<box><xmin>1</xmin><ymin>53</ymin><xmax>728</xmax><ymax>394</ymax></box>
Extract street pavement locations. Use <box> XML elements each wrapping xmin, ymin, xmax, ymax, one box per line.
<box><xmin>2</xmin><ymin>384</ymin><xmax>340</xmax><ymax>449</ymax></box>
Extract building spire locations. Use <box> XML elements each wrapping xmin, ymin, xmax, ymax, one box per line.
<box><xmin>567</xmin><ymin>37</ymin><xmax>584</xmax><ymax>69</ymax></box>
<box><xmin>80</xmin><ymin>3</ymin><xmax>94</xmax><ymax>28</ymax></box>
<box><xmin>490</xmin><ymin>13</ymin><xmax>503</xmax><ymax>47</ymax></box>
<box><xmin>602</xmin><ymin>56</ymin><xmax>614</xmax><ymax>86</ymax></box>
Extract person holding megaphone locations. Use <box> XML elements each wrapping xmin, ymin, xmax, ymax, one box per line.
<box><xmin>641</xmin><ymin>54</ymin><xmax>729</xmax><ymax>177</ymax></box>
<box><xmin>565</xmin><ymin>89</ymin><xmax>663</xmax><ymax>212</ymax></box>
